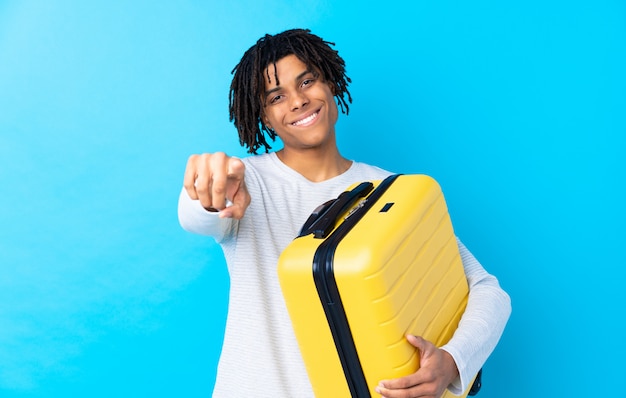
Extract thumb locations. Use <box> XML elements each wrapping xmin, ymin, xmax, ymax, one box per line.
<box><xmin>407</xmin><ymin>334</ymin><xmax>427</xmax><ymax>351</ymax></box>
<box><xmin>220</xmin><ymin>182</ymin><xmax>250</xmax><ymax>219</ymax></box>
<box><xmin>407</xmin><ymin>335</ymin><xmax>436</xmax><ymax>363</ymax></box>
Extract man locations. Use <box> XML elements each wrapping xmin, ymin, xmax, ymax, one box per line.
<box><xmin>178</xmin><ymin>28</ymin><xmax>511</xmax><ymax>398</ymax></box>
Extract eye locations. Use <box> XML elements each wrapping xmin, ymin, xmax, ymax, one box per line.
<box><xmin>301</xmin><ymin>78</ymin><xmax>316</xmax><ymax>88</ymax></box>
<box><xmin>268</xmin><ymin>94</ymin><xmax>283</xmax><ymax>105</ymax></box>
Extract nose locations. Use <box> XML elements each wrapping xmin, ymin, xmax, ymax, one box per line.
<box><xmin>290</xmin><ymin>91</ymin><xmax>309</xmax><ymax>111</ymax></box>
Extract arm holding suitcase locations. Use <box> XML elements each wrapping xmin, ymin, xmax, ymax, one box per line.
<box><xmin>376</xmin><ymin>334</ymin><xmax>459</xmax><ymax>398</ymax></box>
<box><xmin>376</xmin><ymin>241</ymin><xmax>512</xmax><ymax>398</ymax></box>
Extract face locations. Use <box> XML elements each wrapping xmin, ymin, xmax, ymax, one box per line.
<box><xmin>262</xmin><ymin>54</ymin><xmax>339</xmax><ymax>152</ymax></box>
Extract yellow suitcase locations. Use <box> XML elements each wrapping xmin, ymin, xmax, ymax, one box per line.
<box><xmin>278</xmin><ymin>174</ymin><xmax>478</xmax><ymax>397</ymax></box>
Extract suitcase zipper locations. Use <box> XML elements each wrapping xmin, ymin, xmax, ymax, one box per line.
<box><xmin>311</xmin><ymin>174</ymin><xmax>401</xmax><ymax>397</ymax></box>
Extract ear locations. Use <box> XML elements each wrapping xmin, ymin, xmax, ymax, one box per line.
<box><xmin>259</xmin><ymin>110</ymin><xmax>271</xmax><ymax>129</ymax></box>
<box><xmin>328</xmin><ymin>82</ymin><xmax>337</xmax><ymax>95</ymax></box>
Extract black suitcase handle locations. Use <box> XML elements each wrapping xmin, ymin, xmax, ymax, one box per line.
<box><xmin>298</xmin><ymin>181</ymin><xmax>374</xmax><ymax>239</ymax></box>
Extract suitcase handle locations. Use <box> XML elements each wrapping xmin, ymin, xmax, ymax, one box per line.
<box><xmin>298</xmin><ymin>181</ymin><xmax>374</xmax><ymax>239</ymax></box>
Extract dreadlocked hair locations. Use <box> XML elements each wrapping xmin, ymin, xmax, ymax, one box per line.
<box><xmin>229</xmin><ymin>28</ymin><xmax>352</xmax><ymax>154</ymax></box>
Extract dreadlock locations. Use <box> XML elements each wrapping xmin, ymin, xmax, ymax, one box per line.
<box><xmin>229</xmin><ymin>28</ymin><xmax>352</xmax><ymax>154</ymax></box>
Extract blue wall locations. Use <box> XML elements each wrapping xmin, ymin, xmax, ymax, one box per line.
<box><xmin>1</xmin><ymin>1</ymin><xmax>624</xmax><ymax>397</ymax></box>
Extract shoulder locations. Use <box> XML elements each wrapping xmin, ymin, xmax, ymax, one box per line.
<box><xmin>350</xmin><ymin>161</ymin><xmax>394</xmax><ymax>180</ymax></box>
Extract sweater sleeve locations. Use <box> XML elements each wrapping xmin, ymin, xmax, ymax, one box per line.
<box><xmin>439</xmin><ymin>238</ymin><xmax>512</xmax><ymax>395</ymax></box>
<box><xmin>177</xmin><ymin>188</ymin><xmax>237</xmax><ymax>243</ymax></box>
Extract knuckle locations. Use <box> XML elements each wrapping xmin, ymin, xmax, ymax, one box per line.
<box><xmin>229</xmin><ymin>157</ymin><xmax>245</xmax><ymax>170</ymax></box>
<box><xmin>422</xmin><ymin>369</ymin><xmax>435</xmax><ymax>381</ymax></box>
<box><xmin>211</xmin><ymin>151</ymin><xmax>227</xmax><ymax>164</ymax></box>
<box><xmin>396</xmin><ymin>390</ymin><xmax>412</xmax><ymax>398</ymax></box>
<box><xmin>212</xmin><ymin>185</ymin><xmax>225</xmax><ymax>195</ymax></box>
<box><xmin>423</xmin><ymin>385</ymin><xmax>438</xmax><ymax>396</ymax></box>
<box><xmin>195</xmin><ymin>184</ymin><xmax>209</xmax><ymax>194</ymax></box>
<box><xmin>183</xmin><ymin>180</ymin><xmax>195</xmax><ymax>190</ymax></box>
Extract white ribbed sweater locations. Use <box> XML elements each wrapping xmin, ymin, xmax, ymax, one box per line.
<box><xmin>178</xmin><ymin>152</ymin><xmax>511</xmax><ymax>397</ymax></box>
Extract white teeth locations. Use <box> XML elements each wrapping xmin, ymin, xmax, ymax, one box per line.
<box><xmin>292</xmin><ymin>112</ymin><xmax>318</xmax><ymax>126</ymax></box>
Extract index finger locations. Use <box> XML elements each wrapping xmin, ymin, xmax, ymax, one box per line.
<box><xmin>227</xmin><ymin>157</ymin><xmax>245</xmax><ymax>181</ymax></box>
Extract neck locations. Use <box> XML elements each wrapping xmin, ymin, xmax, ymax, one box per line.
<box><xmin>276</xmin><ymin>146</ymin><xmax>352</xmax><ymax>183</ymax></box>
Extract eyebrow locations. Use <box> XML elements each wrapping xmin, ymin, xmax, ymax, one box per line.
<box><xmin>264</xmin><ymin>69</ymin><xmax>313</xmax><ymax>99</ymax></box>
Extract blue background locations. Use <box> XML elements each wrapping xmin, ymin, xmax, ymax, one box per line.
<box><xmin>1</xmin><ymin>1</ymin><xmax>624</xmax><ymax>397</ymax></box>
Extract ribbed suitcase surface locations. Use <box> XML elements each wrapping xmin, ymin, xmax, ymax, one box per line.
<box><xmin>278</xmin><ymin>174</ymin><xmax>474</xmax><ymax>398</ymax></box>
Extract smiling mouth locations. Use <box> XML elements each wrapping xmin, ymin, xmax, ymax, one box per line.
<box><xmin>292</xmin><ymin>111</ymin><xmax>319</xmax><ymax>126</ymax></box>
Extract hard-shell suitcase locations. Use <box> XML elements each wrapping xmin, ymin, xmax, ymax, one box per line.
<box><xmin>278</xmin><ymin>174</ymin><xmax>478</xmax><ymax>397</ymax></box>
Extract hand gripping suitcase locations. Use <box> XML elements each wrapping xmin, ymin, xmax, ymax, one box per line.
<box><xmin>278</xmin><ymin>174</ymin><xmax>479</xmax><ymax>398</ymax></box>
